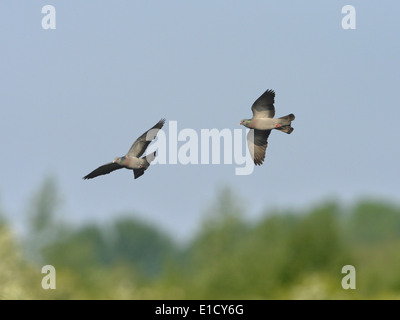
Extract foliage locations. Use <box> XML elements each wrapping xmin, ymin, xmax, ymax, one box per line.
<box><xmin>0</xmin><ymin>223</ymin><xmax>44</xmax><ymax>299</ymax></box>
<box><xmin>1</xmin><ymin>179</ymin><xmax>400</xmax><ymax>299</ymax></box>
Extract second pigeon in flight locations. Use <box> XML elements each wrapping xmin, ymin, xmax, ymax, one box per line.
<box><xmin>240</xmin><ymin>89</ymin><xmax>295</xmax><ymax>166</ymax></box>
<box><xmin>83</xmin><ymin>118</ymin><xmax>165</xmax><ymax>180</ymax></box>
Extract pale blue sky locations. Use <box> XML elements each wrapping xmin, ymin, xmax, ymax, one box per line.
<box><xmin>1</xmin><ymin>1</ymin><xmax>399</xmax><ymax>241</ymax></box>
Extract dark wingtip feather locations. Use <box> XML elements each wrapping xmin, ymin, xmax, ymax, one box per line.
<box><xmin>82</xmin><ymin>162</ymin><xmax>122</xmax><ymax>180</ymax></box>
<box><xmin>133</xmin><ymin>168</ymin><xmax>145</xmax><ymax>179</ymax></box>
<box><xmin>157</xmin><ymin>118</ymin><xmax>166</xmax><ymax>127</ymax></box>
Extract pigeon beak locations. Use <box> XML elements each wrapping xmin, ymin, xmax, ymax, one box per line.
<box><xmin>239</xmin><ymin>122</ymin><xmax>242</xmax><ymax>125</ymax></box>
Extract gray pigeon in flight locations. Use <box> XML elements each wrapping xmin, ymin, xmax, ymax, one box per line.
<box><xmin>83</xmin><ymin>118</ymin><xmax>165</xmax><ymax>180</ymax></box>
<box><xmin>240</xmin><ymin>89</ymin><xmax>295</xmax><ymax>166</ymax></box>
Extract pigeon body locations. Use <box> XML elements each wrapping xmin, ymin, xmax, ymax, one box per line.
<box><xmin>240</xmin><ymin>89</ymin><xmax>294</xmax><ymax>165</ymax></box>
<box><xmin>244</xmin><ymin>118</ymin><xmax>283</xmax><ymax>130</ymax></box>
<box><xmin>83</xmin><ymin>119</ymin><xmax>165</xmax><ymax>180</ymax></box>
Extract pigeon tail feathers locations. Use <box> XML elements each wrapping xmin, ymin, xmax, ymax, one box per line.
<box><xmin>276</xmin><ymin>126</ymin><xmax>294</xmax><ymax>134</ymax></box>
<box><xmin>278</xmin><ymin>113</ymin><xmax>295</xmax><ymax>121</ymax></box>
<box><xmin>133</xmin><ymin>151</ymin><xmax>157</xmax><ymax>179</ymax></box>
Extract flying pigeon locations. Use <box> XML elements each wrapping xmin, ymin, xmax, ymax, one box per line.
<box><xmin>240</xmin><ymin>89</ymin><xmax>295</xmax><ymax>166</ymax></box>
<box><xmin>83</xmin><ymin>118</ymin><xmax>165</xmax><ymax>180</ymax></box>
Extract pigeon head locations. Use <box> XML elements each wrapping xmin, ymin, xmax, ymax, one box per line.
<box><xmin>239</xmin><ymin>119</ymin><xmax>252</xmax><ymax>127</ymax></box>
<box><xmin>113</xmin><ymin>156</ymin><xmax>126</xmax><ymax>165</ymax></box>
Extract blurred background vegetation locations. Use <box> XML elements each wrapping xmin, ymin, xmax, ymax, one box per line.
<box><xmin>1</xmin><ymin>176</ymin><xmax>400</xmax><ymax>299</ymax></box>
